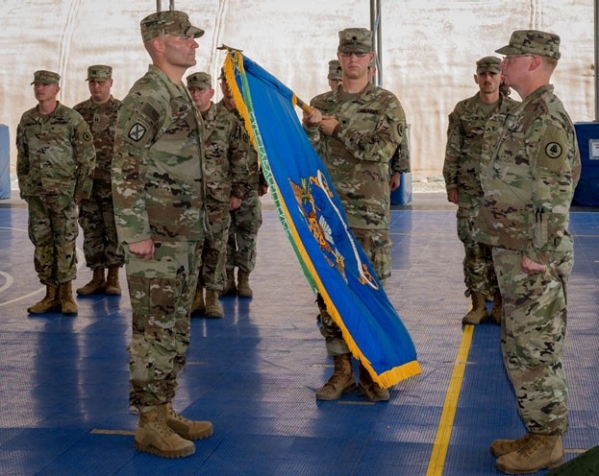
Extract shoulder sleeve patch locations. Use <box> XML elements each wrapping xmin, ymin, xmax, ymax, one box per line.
<box><xmin>76</xmin><ymin>121</ymin><xmax>94</xmax><ymax>146</ymax></box>
<box><xmin>128</xmin><ymin>122</ymin><xmax>148</xmax><ymax>142</ymax></box>
<box><xmin>537</xmin><ymin>124</ymin><xmax>568</xmax><ymax>173</ymax></box>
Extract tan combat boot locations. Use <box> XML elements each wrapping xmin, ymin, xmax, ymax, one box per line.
<box><xmin>237</xmin><ymin>270</ymin><xmax>253</xmax><ymax>298</ymax></box>
<box><xmin>358</xmin><ymin>362</ymin><xmax>390</xmax><ymax>402</ymax></box>
<box><xmin>165</xmin><ymin>403</ymin><xmax>213</xmax><ymax>441</ymax></box>
<box><xmin>204</xmin><ymin>290</ymin><xmax>224</xmax><ymax>318</ymax></box>
<box><xmin>490</xmin><ymin>433</ymin><xmax>533</xmax><ymax>458</ymax></box>
<box><xmin>489</xmin><ymin>291</ymin><xmax>502</xmax><ymax>325</ymax></box>
<box><xmin>59</xmin><ymin>281</ymin><xmax>78</xmax><ymax>315</ymax></box>
<box><xmin>222</xmin><ymin>270</ymin><xmax>236</xmax><ymax>296</ymax></box>
<box><xmin>462</xmin><ymin>291</ymin><xmax>488</xmax><ymax>325</ymax></box>
<box><xmin>76</xmin><ymin>268</ymin><xmax>106</xmax><ymax>296</ymax></box>
<box><xmin>315</xmin><ymin>353</ymin><xmax>356</xmax><ymax>400</ymax></box>
<box><xmin>495</xmin><ymin>434</ymin><xmax>564</xmax><ymax>473</ymax></box>
<box><xmin>27</xmin><ymin>285</ymin><xmax>61</xmax><ymax>314</ymax></box>
<box><xmin>134</xmin><ymin>404</ymin><xmax>195</xmax><ymax>458</ymax></box>
<box><xmin>105</xmin><ymin>265</ymin><xmax>122</xmax><ymax>295</ymax></box>
<box><xmin>191</xmin><ymin>287</ymin><xmax>205</xmax><ymax>315</ymax></box>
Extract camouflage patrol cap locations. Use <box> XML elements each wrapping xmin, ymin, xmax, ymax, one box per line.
<box><xmin>476</xmin><ymin>56</ymin><xmax>501</xmax><ymax>74</ymax></box>
<box><xmin>495</xmin><ymin>30</ymin><xmax>561</xmax><ymax>60</ymax></box>
<box><xmin>327</xmin><ymin>60</ymin><xmax>342</xmax><ymax>80</ymax></box>
<box><xmin>338</xmin><ymin>28</ymin><xmax>373</xmax><ymax>54</ymax></box>
<box><xmin>140</xmin><ymin>10</ymin><xmax>204</xmax><ymax>43</ymax></box>
<box><xmin>186</xmin><ymin>72</ymin><xmax>212</xmax><ymax>89</ymax></box>
<box><xmin>31</xmin><ymin>70</ymin><xmax>60</xmax><ymax>85</ymax></box>
<box><xmin>86</xmin><ymin>65</ymin><xmax>112</xmax><ymax>81</ymax></box>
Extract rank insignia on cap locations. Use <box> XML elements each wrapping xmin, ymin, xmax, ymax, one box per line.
<box><xmin>128</xmin><ymin>123</ymin><xmax>147</xmax><ymax>142</ymax></box>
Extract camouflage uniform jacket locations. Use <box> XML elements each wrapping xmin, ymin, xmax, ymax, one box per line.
<box><xmin>112</xmin><ymin>64</ymin><xmax>205</xmax><ymax>244</ymax></box>
<box><xmin>304</xmin><ymin>82</ymin><xmax>406</xmax><ymax>230</ymax></box>
<box><xmin>202</xmin><ymin>101</ymin><xmax>250</xmax><ymax>202</ymax></box>
<box><xmin>217</xmin><ymin>99</ymin><xmax>265</xmax><ymax>191</ymax></box>
<box><xmin>443</xmin><ymin>92</ymin><xmax>518</xmax><ymax>209</ymax></box>
<box><xmin>387</xmin><ymin>89</ymin><xmax>411</xmax><ymax>175</ymax></box>
<box><xmin>16</xmin><ymin>102</ymin><xmax>95</xmax><ymax>198</ymax></box>
<box><xmin>73</xmin><ymin>95</ymin><xmax>121</xmax><ymax>180</ymax></box>
<box><xmin>474</xmin><ymin>85</ymin><xmax>581</xmax><ymax>263</ymax></box>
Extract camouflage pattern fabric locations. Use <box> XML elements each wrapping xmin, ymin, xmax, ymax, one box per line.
<box><xmin>221</xmin><ymin>100</ymin><xmax>264</xmax><ymax>274</ymax></box>
<box><xmin>125</xmin><ymin>240</ymin><xmax>201</xmax><ymax>407</ymax></box>
<box><xmin>444</xmin><ymin>92</ymin><xmax>518</xmax><ymax>296</ymax></box>
<box><xmin>227</xmin><ymin>189</ymin><xmax>262</xmax><ymax>274</ymax></box>
<box><xmin>16</xmin><ymin>102</ymin><xmax>95</xmax><ymax>198</ymax></box>
<box><xmin>305</xmin><ymin>81</ymin><xmax>406</xmax><ymax>232</ymax></box>
<box><xmin>493</xmin><ymin>244</ymin><xmax>571</xmax><ymax>434</ymax></box>
<box><xmin>112</xmin><ymin>64</ymin><xmax>205</xmax><ymax>245</ymax></box>
<box><xmin>24</xmin><ymin>195</ymin><xmax>79</xmax><ymax>286</ymax></box>
<box><xmin>74</xmin><ymin>96</ymin><xmax>125</xmax><ymax>269</ymax></box>
<box><xmin>475</xmin><ymin>84</ymin><xmax>581</xmax><ymax>435</ymax></box>
<box><xmin>16</xmin><ymin>102</ymin><xmax>95</xmax><ymax>285</ymax></box>
<box><xmin>199</xmin><ymin>101</ymin><xmax>250</xmax><ymax>291</ymax></box>
<box><xmin>475</xmin><ymin>85</ymin><xmax>581</xmax><ymax>260</ymax></box>
<box><xmin>112</xmin><ymin>64</ymin><xmax>205</xmax><ymax>407</ymax></box>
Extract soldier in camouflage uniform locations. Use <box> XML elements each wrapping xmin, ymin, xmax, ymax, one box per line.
<box><xmin>219</xmin><ymin>71</ymin><xmax>268</xmax><ymax>298</ymax></box>
<box><xmin>473</xmin><ymin>30</ymin><xmax>581</xmax><ymax>474</ymax></box>
<box><xmin>186</xmin><ymin>71</ymin><xmax>250</xmax><ymax>318</ymax></box>
<box><xmin>443</xmin><ymin>56</ymin><xmax>519</xmax><ymax>326</ymax></box>
<box><xmin>302</xmin><ymin>28</ymin><xmax>407</xmax><ymax>403</ymax></box>
<box><xmin>327</xmin><ymin>59</ymin><xmax>342</xmax><ymax>90</ymax></box>
<box><xmin>111</xmin><ymin>10</ymin><xmax>212</xmax><ymax>459</ymax></box>
<box><xmin>74</xmin><ymin>65</ymin><xmax>125</xmax><ymax>297</ymax></box>
<box><xmin>17</xmin><ymin>70</ymin><xmax>95</xmax><ymax>316</ymax></box>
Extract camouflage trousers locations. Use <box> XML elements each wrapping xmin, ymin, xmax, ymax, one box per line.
<box><xmin>457</xmin><ymin>208</ymin><xmax>498</xmax><ymax>297</ymax></box>
<box><xmin>25</xmin><ymin>194</ymin><xmax>78</xmax><ymax>286</ymax></box>
<box><xmin>226</xmin><ymin>189</ymin><xmax>262</xmax><ymax>274</ymax></box>
<box><xmin>78</xmin><ymin>180</ymin><xmax>125</xmax><ymax>269</ymax></box>
<box><xmin>199</xmin><ymin>199</ymin><xmax>231</xmax><ymax>292</ymax></box>
<box><xmin>492</xmin><ymin>236</ymin><xmax>573</xmax><ymax>435</ymax></box>
<box><xmin>317</xmin><ymin>227</ymin><xmax>390</xmax><ymax>356</ymax></box>
<box><xmin>125</xmin><ymin>240</ymin><xmax>203</xmax><ymax>408</ymax></box>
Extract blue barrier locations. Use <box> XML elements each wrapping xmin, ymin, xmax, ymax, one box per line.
<box><xmin>0</xmin><ymin>125</ymin><xmax>10</xmax><ymax>199</ymax></box>
<box><xmin>573</xmin><ymin>122</ymin><xmax>599</xmax><ymax>207</ymax></box>
<box><xmin>391</xmin><ymin>172</ymin><xmax>412</xmax><ymax>205</ymax></box>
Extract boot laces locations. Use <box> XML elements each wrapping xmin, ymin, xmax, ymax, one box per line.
<box><xmin>516</xmin><ymin>435</ymin><xmax>550</xmax><ymax>458</ymax></box>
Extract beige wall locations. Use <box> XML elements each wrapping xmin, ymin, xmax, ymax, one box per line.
<box><xmin>1</xmin><ymin>0</ymin><xmax>595</xmax><ymax>188</ymax></box>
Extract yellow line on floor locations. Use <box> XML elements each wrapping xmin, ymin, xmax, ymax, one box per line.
<box><xmin>90</xmin><ymin>429</ymin><xmax>136</xmax><ymax>436</ymax></box>
<box><xmin>426</xmin><ymin>324</ymin><xmax>475</xmax><ymax>476</ymax></box>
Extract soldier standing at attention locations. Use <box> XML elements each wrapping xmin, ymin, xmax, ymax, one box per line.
<box><xmin>17</xmin><ymin>70</ymin><xmax>95</xmax><ymax>316</ymax></box>
<box><xmin>302</xmin><ymin>28</ymin><xmax>407</xmax><ymax>402</ymax></box>
<box><xmin>219</xmin><ymin>70</ymin><xmax>268</xmax><ymax>298</ymax></box>
<box><xmin>474</xmin><ymin>30</ymin><xmax>581</xmax><ymax>474</ymax></box>
<box><xmin>327</xmin><ymin>59</ymin><xmax>342</xmax><ymax>90</ymax></box>
<box><xmin>111</xmin><ymin>10</ymin><xmax>212</xmax><ymax>458</ymax></box>
<box><xmin>186</xmin><ymin>71</ymin><xmax>249</xmax><ymax>318</ymax></box>
<box><xmin>443</xmin><ymin>56</ymin><xmax>518</xmax><ymax>326</ymax></box>
<box><xmin>74</xmin><ymin>65</ymin><xmax>125</xmax><ymax>296</ymax></box>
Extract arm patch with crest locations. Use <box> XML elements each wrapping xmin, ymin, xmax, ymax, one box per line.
<box><xmin>537</xmin><ymin>124</ymin><xmax>567</xmax><ymax>172</ymax></box>
<box><xmin>124</xmin><ymin>102</ymin><xmax>160</xmax><ymax>146</ymax></box>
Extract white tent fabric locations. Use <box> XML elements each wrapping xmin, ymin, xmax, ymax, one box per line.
<box><xmin>0</xmin><ymin>0</ymin><xmax>594</xmax><ymax>188</ymax></box>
